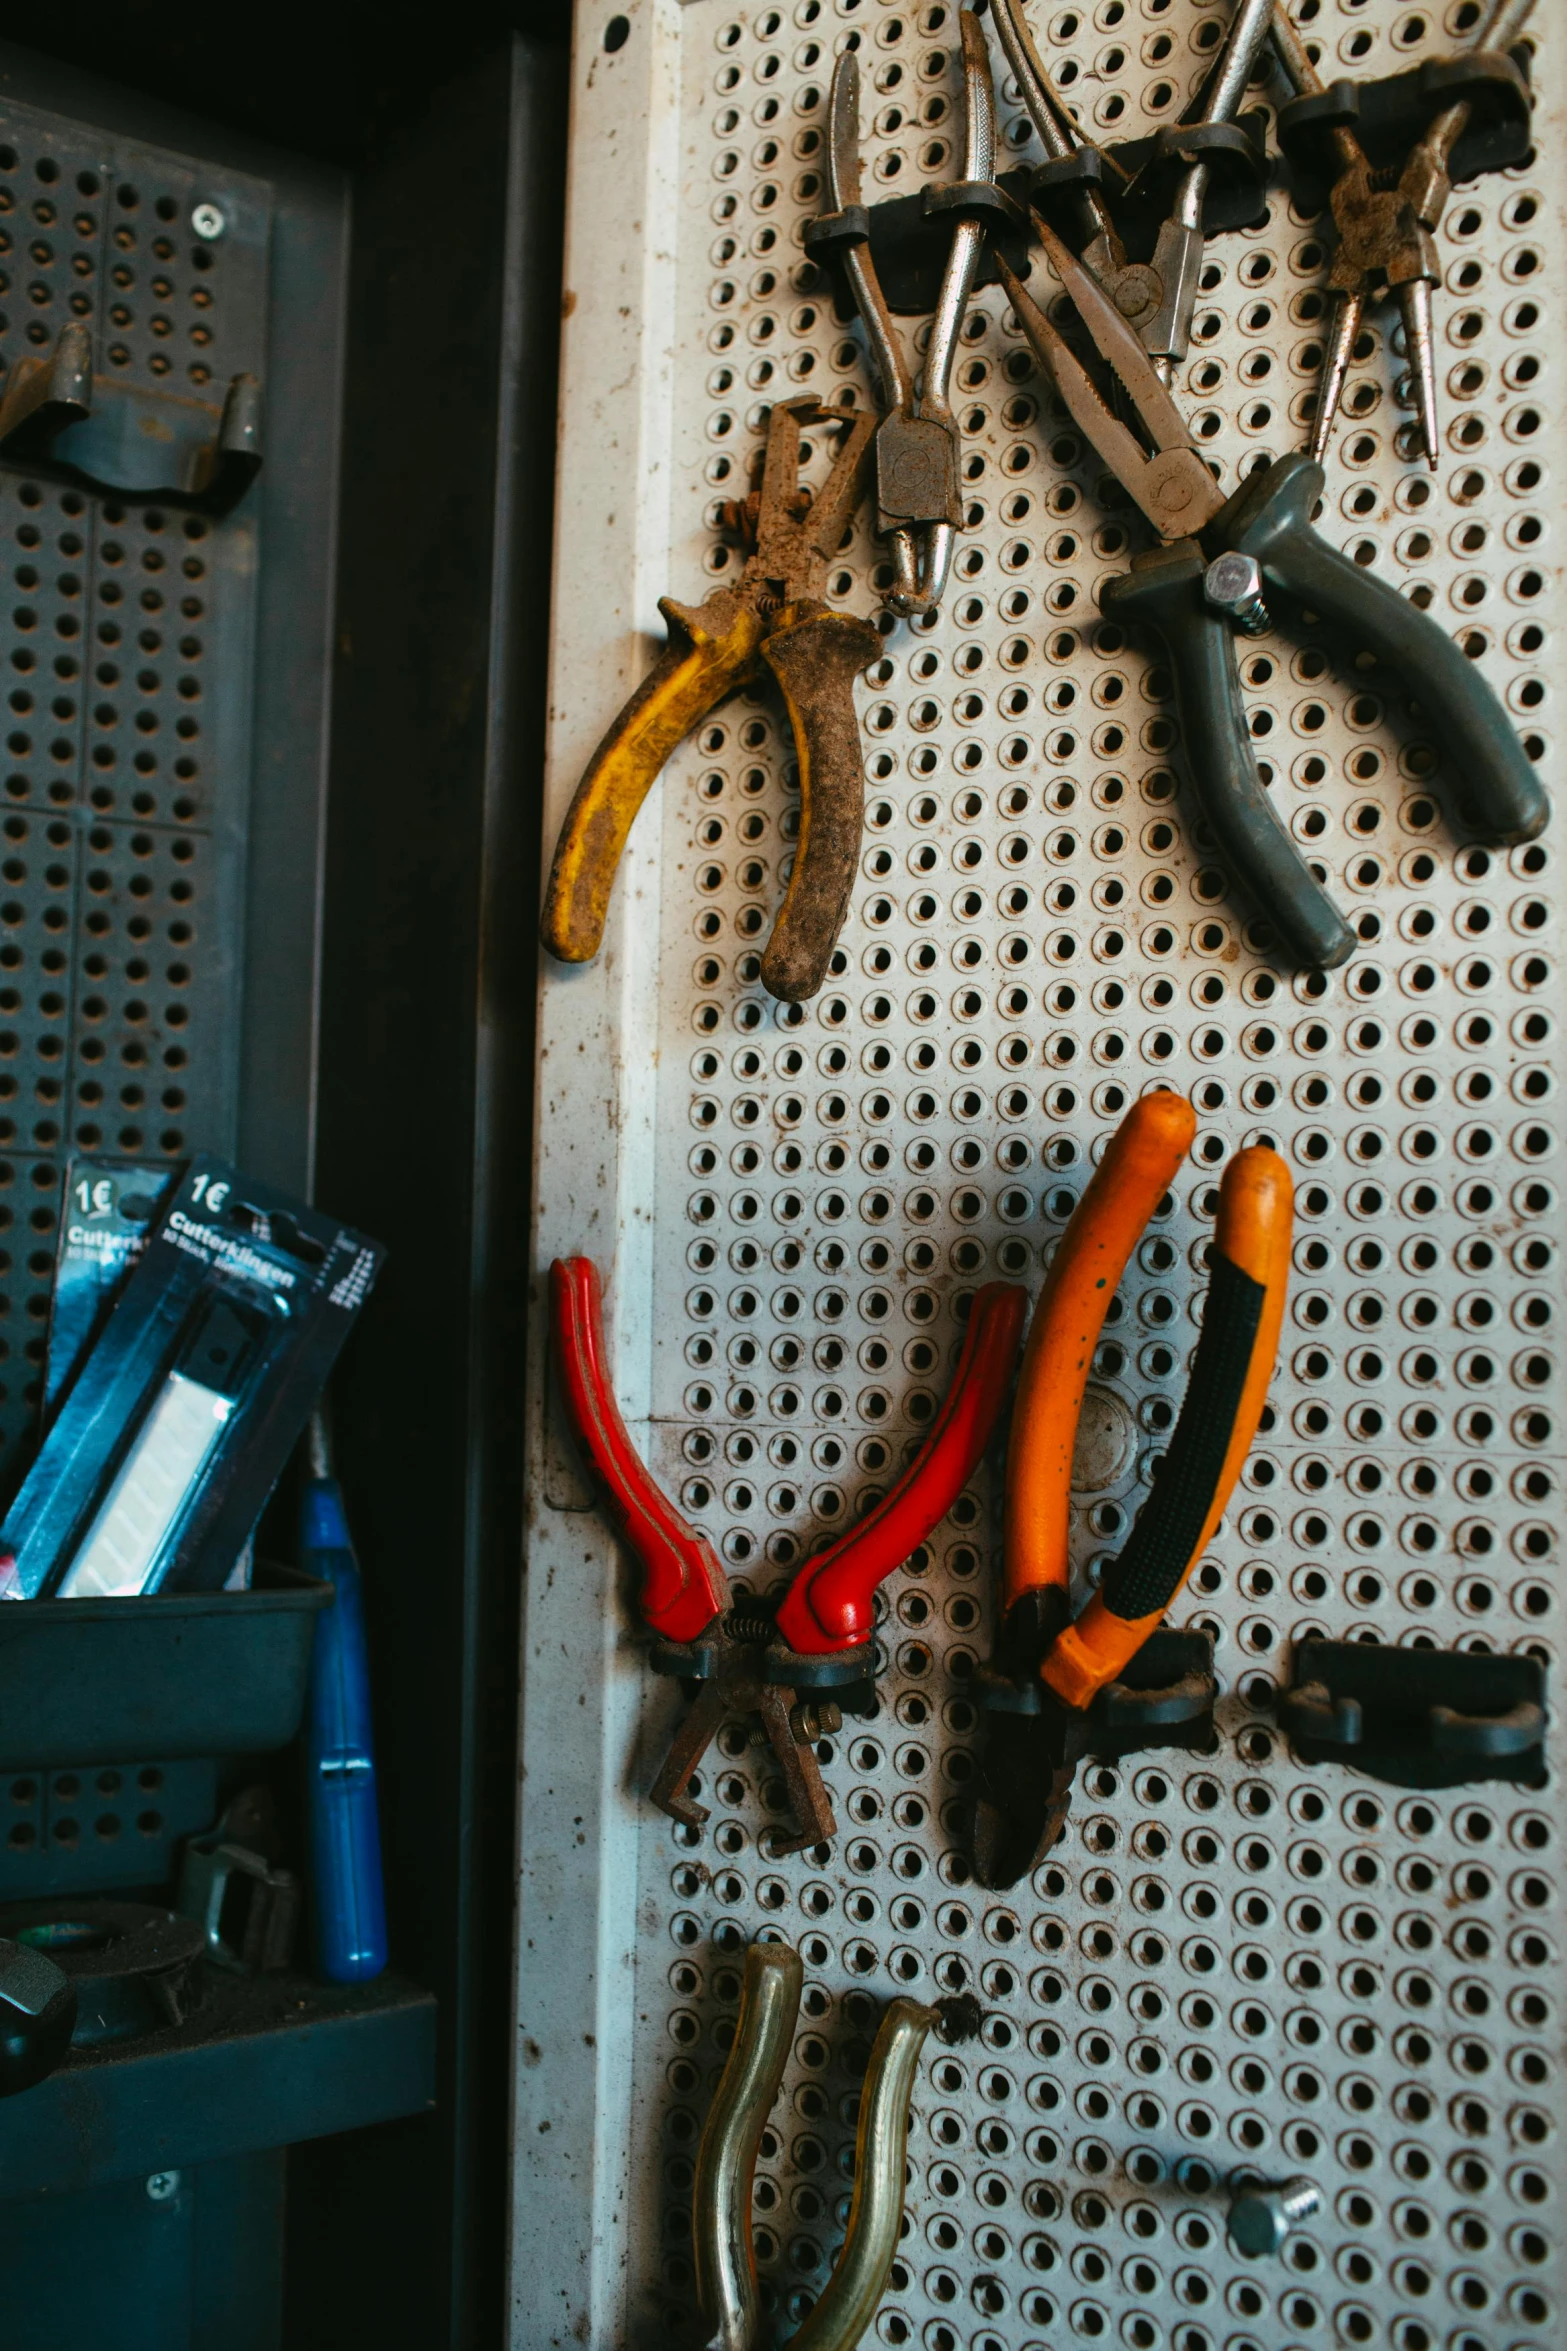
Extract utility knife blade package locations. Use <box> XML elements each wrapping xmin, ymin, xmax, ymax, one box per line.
<box><xmin>0</xmin><ymin>1159</ymin><xmax>385</xmax><ymax>1601</ymax></box>
<box><xmin>43</xmin><ymin>1161</ymin><xmax>179</xmax><ymax>1420</ymax></box>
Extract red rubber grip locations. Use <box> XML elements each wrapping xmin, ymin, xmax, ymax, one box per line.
<box><xmin>550</xmin><ymin>1257</ymin><xmax>728</xmax><ymax>1643</ymax></box>
<box><xmin>773</xmin><ymin>1282</ymin><xmax>1028</xmax><ymax>1655</ymax></box>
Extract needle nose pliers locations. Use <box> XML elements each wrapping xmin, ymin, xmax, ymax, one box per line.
<box><xmin>807</xmin><ymin>12</ymin><xmax>1006</xmax><ymax>615</ymax></box>
<box><xmin>1272</xmin><ymin>0</ymin><xmax>1537</xmax><ymax>470</ymax></box>
<box><xmin>995</xmin><ymin>213</ymin><xmax>1548</xmax><ymax>971</ymax></box>
<box><xmin>541</xmin><ymin>396</ymin><xmax>880</xmax><ymax>1004</ymax></box>
<box><xmin>992</xmin><ymin>0</ymin><xmax>1276</xmax><ymax>382</ymax></box>
<box><xmin>551</xmin><ymin>1257</ymin><xmax>1025</xmax><ymax>1855</ymax></box>
<box><xmin>691</xmin><ymin>1939</ymin><xmax>937</xmax><ymax>2351</ymax></box>
<box><xmin>972</xmin><ymin>1093</ymin><xmax>1293</xmax><ymax>1889</ymax></box>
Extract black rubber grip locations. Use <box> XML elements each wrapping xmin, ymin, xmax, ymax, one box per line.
<box><xmin>1099</xmin><ymin>1252</ymin><xmax>1264</xmax><ymax>1623</ymax></box>
<box><xmin>1100</xmin><ymin>544</ymin><xmax>1356</xmax><ymax>971</ymax></box>
<box><xmin>1211</xmin><ymin>455</ymin><xmax>1548</xmax><ymax>848</ymax></box>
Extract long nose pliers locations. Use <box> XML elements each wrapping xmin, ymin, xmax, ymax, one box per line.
<box><xmin>972</xmin><ymin>1093</ymin><xmax>1293</xmax><ymax>1889</ymax></box>
<box><xmin>991</xmin><ymin>0</ymin><xmax>1277</xmax><ymax>381</ymax></box>
<box><xmin>551</xmin><ymin>1257</ymin><xmax>1025</xmax><ymax>1855</ymax></box>
<box><xmin>995</xmin><ymin>210</ymin><xmax>1548</xmax><ymax>971</ymax></box>
<box><xmin>540</xmin><ymin>396</ymin><xmax>879</xmax><ymax>1004</ymax></box>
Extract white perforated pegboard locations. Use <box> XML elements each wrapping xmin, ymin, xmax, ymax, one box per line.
<box><xmin>513</xmin><ymin>3</ymin><xmax>1563</xmax><ymax>2346</ymax></box>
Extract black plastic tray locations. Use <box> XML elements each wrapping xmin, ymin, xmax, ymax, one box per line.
<box><xmin>0</xmin><ymin>1561</ymin><xmax>333</xmax><ymax>1767</ymax></box>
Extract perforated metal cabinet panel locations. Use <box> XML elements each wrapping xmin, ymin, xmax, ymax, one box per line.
<box><xmin>0</xmin><ymin>102</ymin><xmax>267</xmax><ymax>1486</ymax></box>
<box><xmin>517</xmin><ymin>2</ymin><xmax>1563</xmax><ymax>2344</ymax></box>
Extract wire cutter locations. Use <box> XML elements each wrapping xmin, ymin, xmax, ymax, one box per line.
<box><xmin>992</xmin><ymin>0</ymin><xmax>1277</xmax><ymax>379</ymax></box>
<box><xmin>805</xmin><ymin>12</ymin><xmax>1007</xmax><ymax>615</ymax></box>
<box><xmin>1272</xmin><ymin>0</ymin><xmax>1536</xmax><ymax>469</ymax></box>
<box><xmin>972</xmin><ymin>1093</ymin><xmax>1292</xmax><ymax>1890</ymax></box>
<box><xmin>541</xmin><ymin>397</ymin><xmax>879</xmax><ymax>1004</ymax></box>
<box><xmin>995</xmin><ymin>217</ymin><xmax>1548</xmax><ymax>971</ymax></box>
<box><xmin>691</xmin><ymin>1940</ymin><xmax>938</xmax><ymax>2351</ymax></box>
<box><xmin>551</xmin><ymin>1258</ymin><xmax>1025</xmax><ymax>1855</ymax></box>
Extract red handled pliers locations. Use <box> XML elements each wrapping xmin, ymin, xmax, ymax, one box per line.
<box><xmin>551</xmin><ymin>1258</ymin><xmax>1025</xmax><ymax>1855</ymax></box>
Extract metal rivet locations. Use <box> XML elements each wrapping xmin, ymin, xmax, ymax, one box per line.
<box><xmin>190</xmin><ymin>203</ymin><xmax>225</xmax><ymax>241</ymax></box>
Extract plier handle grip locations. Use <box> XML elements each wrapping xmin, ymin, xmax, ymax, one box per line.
<box><xmin>692</xmin><ymin>1939</ymin><xmax>937</xmax><ymax>2351</ymax></box>
<box><xmin>973</xmin><ymin>1093</ymin><xmax>1293</xmax><ymax>1887</ymax></box>
<box><xmin>541</xmin><ymin>398</ymin><xmax>879</xmax><ymax>1003</ymax></box>
<box><xmin>550</xmin><ymin>1258</ymin><xmax>1025</xmax><ymax>1852</ymax></box>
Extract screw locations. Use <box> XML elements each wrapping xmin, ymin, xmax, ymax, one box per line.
<box><xmin>1227</xmin><ymin>2173</ymin><xmax>1321</xmax><ymax>2258</ymax></box>
<box><xmin>190</xmin><ymin>203</ymin><xmax>225</xmax><ymax>241</ymax></box>
<box><xmin>146</xmin><ymin>2170</ymin><xmax>180</xmax><ymax>2202</ymax></box>
<box><xmin>788</xmin><ymin>1699</ymin><xmax>842</xmax><ymax>1744</ymax></box>
<box><xmin>1203</xmin><ymin>549</ymin><xmax>1270</xmax><ymax>637</ymax></box>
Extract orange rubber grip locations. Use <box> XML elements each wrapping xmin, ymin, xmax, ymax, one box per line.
<box><xmin>1041</xmin><ymin>1143</ymin><xmax>1294</xmax><ymax>1710</ymax></box>
<box><xmin>1004</xmin><ymin>1091</ymin><xmax>1196</xmax><ymax>1612</ymax></box>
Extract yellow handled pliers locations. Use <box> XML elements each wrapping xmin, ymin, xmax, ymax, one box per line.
<box><xmin>541</xmin><ymin>396</ymin><xmax>879</xmax><ymax>1004</ymax></box>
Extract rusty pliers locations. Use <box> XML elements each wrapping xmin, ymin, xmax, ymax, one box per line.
<box><xmin>806</xmin><ymin>12</ymin><xmax>1004</xmax><ymax>615</ymax></box>
<box><xmin>1272</xmin><ymin>0</ymin><xmax>1537</xmax><ymax>468</ymax></box>
<box><xmin>691</xmin><ymin>1940</ymin><xmax>937</xmax><ymax>2351</ymax></box>
<box><xmin>541</xmin><ymin>397</ymin><xmax>879</xmax><ymax>1003</ymax></box>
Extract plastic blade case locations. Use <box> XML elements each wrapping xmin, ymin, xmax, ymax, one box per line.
<box><xmin>1</xmin><ymin>1157</ymin><xmax>384</xmax><ymax>1600</ymax></box>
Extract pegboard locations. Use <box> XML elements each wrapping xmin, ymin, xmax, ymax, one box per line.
<box><xmin>0</xmin><ymin>99</ymin><xmax>268</xmax><ymax>1490</ymax></box>
<box><xmin>515</xmin><ymin>3</ymin><xmax>1562</xmax><ymax>2346</ymax></box>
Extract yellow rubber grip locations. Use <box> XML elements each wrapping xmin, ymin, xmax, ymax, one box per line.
<box><xmin>541</xmin><ymin>587</ymin><xmax>766</xmax><ymax>964</ymax></box>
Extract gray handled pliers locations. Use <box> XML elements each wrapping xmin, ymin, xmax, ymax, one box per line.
<box><xmin>995</xmin><ymin>215</ymin><xmax>1548</xmax><ymax>971</ymax></box>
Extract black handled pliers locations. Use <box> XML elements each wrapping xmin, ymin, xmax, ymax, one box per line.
<box><xmin>994</xmin><ymin>218</ymin><xmax>1548</xmax><ymax>970</ymax></box>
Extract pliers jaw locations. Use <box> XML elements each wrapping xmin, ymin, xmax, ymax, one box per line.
<box><xmin>647</xmin><ymin>1614</ymin><xmax>876</xmax><ymax>1856</ymax></box>
<box><xmin>970</xmin><ymin>1684</ymin><xmax>1087</xmax><ymax>1892</ymax></box>
<box><xmin>972</xmin><ymin>1628</ymin><xmax>1219</xmax><ymax>1890</ymax></box>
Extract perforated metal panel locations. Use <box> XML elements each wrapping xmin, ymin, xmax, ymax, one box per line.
<box><xmin>0</xmin><ymin>102</ymin><xmax>267</xmax><ymax>1486</ymax></box>
<box><xmin>516</xmin><ymin>4</ymin><xmax>1562</xmax><ymax>2345</ymax></box>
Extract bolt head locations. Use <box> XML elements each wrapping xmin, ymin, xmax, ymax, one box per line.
<box><xmin>191</xmin><ymin>203</ymin><xmax>226</xmax><ymax>242</ymax></box>
<box><xmin>1204</xmin><ymin>550</ymin><xmax>1264</xmax><ymax>617</ymax></box>
<box><xmin>1227</xmin><ymin>2189</ymin><xmax>1287</xmax><ymax>2258</ymax></box>
<box><xmin>146</xmin><ymin>2170</ymin><xmax>180</xmax><ymax>2202</ymax></box>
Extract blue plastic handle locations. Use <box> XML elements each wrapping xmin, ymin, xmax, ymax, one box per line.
<box><xmin>301</xmin><ymin>1477</ymin><xmax>388</xmax><ymax>1984</ymax></box>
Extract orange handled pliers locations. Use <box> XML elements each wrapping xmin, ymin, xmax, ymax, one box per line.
<box><xmin>552</xmin><ymin>1257</ymin><xmax>1025</xmax><ymax>1855</ymax></box>
<box><xmin>972</xmin><ymin>1093</ymin><xmax>1292</xmax><ymax>1888</ymax></box>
